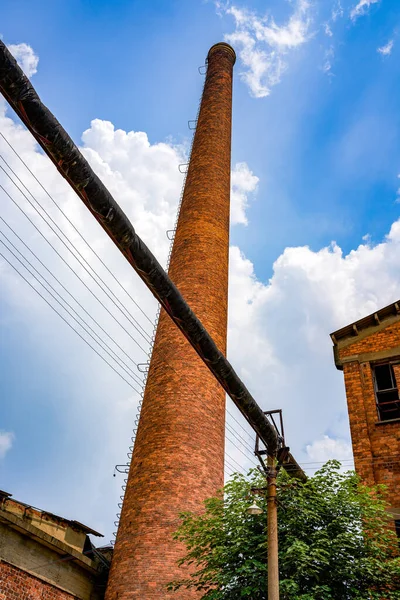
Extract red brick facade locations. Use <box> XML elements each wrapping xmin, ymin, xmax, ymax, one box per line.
<box><xmin>105</xmin><ymin>43</ymin><xmax>236</xmax><ymax>599</ymax></box>
<box><xmin>332</xmin><ymin>309</ymin><xmax>400</xmax><ymax>515</ymax></box>
<box><xmin>0</xmin><ymin>561</ymin><xmax>75</xmax><ymax>600</ymax></box>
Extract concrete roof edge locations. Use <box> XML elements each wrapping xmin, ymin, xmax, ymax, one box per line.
<box><xmin>0</xmin><ymin>493</ymin><xmax>103</xmax><ymax>537</ymax></box>
<box><xmin>0</xmin><ymin>509</ymin><xmax>100</xmax><ymax>574</ymax></box>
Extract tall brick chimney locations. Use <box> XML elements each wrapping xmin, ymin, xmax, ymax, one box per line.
<box><xmin>105</xmin><ymin>42</ymin><xmax>236</xmax><ymax>599</ymax></box>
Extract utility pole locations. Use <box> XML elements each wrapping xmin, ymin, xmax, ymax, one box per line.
<box><xmin>267</xmin><ymin>454</ymin><xmax>279</xmax><ymax>600</ymax></box>
<box><xmin>249</xmin><ymin>456</ymin><xmax>280</xmax><ymax>600</ymax></box>
<box><xmin>252</xmin><ymin>410</ymin><xmax>290</xmax><ymax>600</ymax></box>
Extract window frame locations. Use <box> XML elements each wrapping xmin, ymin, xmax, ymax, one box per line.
<box><xmin>372</xmin><ymin>361</ymin><xmax>400</xmax><ymax>422</ymax></box>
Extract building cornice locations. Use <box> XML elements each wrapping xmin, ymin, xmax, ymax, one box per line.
<box><xmin>0</xmin><ymin>508</ymin><xmax>100</xmax><ymax>574</ymax></box>
<box><xmin>330</xmin><ymin>301</ymin><xmax>400</xmax><ymax>369</ymax></box>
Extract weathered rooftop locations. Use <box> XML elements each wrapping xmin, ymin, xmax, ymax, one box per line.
<box><xmin>0</xmin><ymin>489</ymin><xmax>103</xmax><ymax>542</ymax></box>
<box><xmin>330</xmin><ymin>300</ymin><xmax>400</xmax><ymax>345</ymax></box>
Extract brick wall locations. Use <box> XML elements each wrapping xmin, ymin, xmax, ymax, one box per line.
<box><xmin>0</xmin><ymin>561</ymin><xmax>76</xmax><ymax>600</ymax></box>
<box><xmin>105</xmin><ymin>43</ymin><xmax>236</xmax><ymax>599</ymax></box>
<box><xmin>339</xmin><ymin>322</ymin><xmax>400</xmax><ymax>358</ymax></box>
<box><xmin>0</xmin><ymin>520</ymin><xmax>105</xmax><ymax>600</ymax></box>
<box><xmin>338</xmin><ymin>320</ymin><xmax>400</xmax><ymax>511</ymax></box>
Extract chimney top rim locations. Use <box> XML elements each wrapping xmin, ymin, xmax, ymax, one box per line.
<box><xmin>207</xmin><ymin>42</ymin><xmax>236</xmax><ymax>65</ymax></box>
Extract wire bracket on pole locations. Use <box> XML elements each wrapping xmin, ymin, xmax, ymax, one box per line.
<box><xmin>188</xmin><ymin>120</ymin><xmax>197</xmax><ymax>130</ymax></box>
<box><xmin>255</xmin><ymin>409</ymin><xmax>285</xmax><ymax>458</ymax></box>
<box><xmin>166</xmin><ymin>229</ymin><xmax>175</xmax><ymax>241</ymax></box>
<box><xmin>198</xmin><ymin>65</ymin><xmax>207</xmax><ymax>75</ymax></box>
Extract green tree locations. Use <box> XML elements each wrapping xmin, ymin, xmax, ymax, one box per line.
<box><xmin>168</xmin><ymin>461</ymin><xmax>400</xmax><ymax>599</ymax></box>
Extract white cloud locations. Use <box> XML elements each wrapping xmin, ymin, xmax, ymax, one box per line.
<box><xmin>331</xmin><ymin>0</ymin><xmax>344</xmax><ymax>21</ymax></box>
<box><xmin>227</xmin><ymin>221</ymin><xmax>400</xmax><ymax>471</ymax></box>
<box><xmin>231</xmin><ymin>162</ymin><xmax>259</xmax><ymax>225</ymax></box>
<box><xmin>322</xmin><ymin>45</ymin><xmax>335</xmax><ymax>75</ymax></box>
<box><xmin>219</xmin><ymin>0</ymin><xmax>312</xmax><ymax>97</ymax></box>
<box><xmin>0</xmin><ymin>431</ymin><xmax>14</xmax><ymax>459</ymax></box>
<box><xmin>377</xmin><ymin>39</ymin><xmax>394</xmax><ymax>56</ymax></box>
<box><xmin>7</xmin><ymin>43</ymin><xmax>39</xmax><ymax>78</ymax></box>
<box><xmin>350</xmin><ymin>0</ymin><xmax>380</xmax><ymax>21</ymax></box>
<box><xmin>306</xmin><ymin>435</ymin><xmax>353</xmax><ymax>462</ymax></box>
<box><xmin>0</xmin><ymin>96</ymin><xmax>265</xmax><ymax>532</ymax></box>
<box><xmin>80</xmin><ymin>118</ymin><xmax>187</xmax><ymax>263</ymax></box>
<box><xmin>0</xmin><ymin>100</ymin><xmax>188</xmax><ymax>534</ymax></box>
<box><xmin>1</xmin><ymin>63</ymin><xmax>400</xmax><ymax>537</ymax></box>
<box><xmin>324</xmin><ymin>23</ymin><xmax>333</xmax><ymax>37</ymax></box>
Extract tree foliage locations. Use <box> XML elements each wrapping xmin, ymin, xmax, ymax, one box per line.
<box><xmin>168</xmin><ymin>461</ymin><xmax>400</xmax><ymax>599</ymax></box>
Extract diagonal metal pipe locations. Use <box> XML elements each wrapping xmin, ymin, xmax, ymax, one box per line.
<box><xmin>0</xmin><ymin>40</ymin><xmax>306</xmax><ymax>481</ymax></box>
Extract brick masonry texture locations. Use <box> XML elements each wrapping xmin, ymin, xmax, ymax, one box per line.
<box><xmin>338</xmin><ymin>320</ymin><xmax>400</xmax><ymax>511</ymax></box>
<box><xmin>105</xmin><ymin>43</ymin><xmax>236</xmax><ymax>600</ymax></box>
<box><xmin>340</xmin><ymin>322</ymin><xmax>400</xmax><ymax>358</ymax></box>
<box><xmin>0</xmin><ymin>561</ymin><xmax>75</xmax><ymax>600</ymax></box>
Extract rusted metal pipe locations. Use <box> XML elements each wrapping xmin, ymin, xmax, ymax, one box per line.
<box><xmin>0</xmin><ymin>40</ymin><xmax>307</xmax><ymax>480</ymax></box>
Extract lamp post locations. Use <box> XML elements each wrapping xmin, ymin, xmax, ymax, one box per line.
<box><xmin>247</xmin><ymin>455</ymin><xmax>279</xmax><ymax>600</ymax></box>
<box><xmin>266</xmin><ymin>455</ymin><xmax>279</xmax><ymax>600</ymax></box>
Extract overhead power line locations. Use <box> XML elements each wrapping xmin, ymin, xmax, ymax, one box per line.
<box><xmin>0</xmin><ymin>154</ymin><xmax>152</xmax><ymax>345</ymax></box>
<box><xmin>0</xmin><ymin>46</ymin><xmax>294</xmax><ymax>467</ymax></box>
<box><xmin>226</xmin><ymin>406</ymin><xmax>254</xmax><ymax>440</ymax></box>
<box><xmin>0</xmin><ymin>181</ymin><xmax>149</xmax><ymax>355</ymax></box>
<box><xmin>0</xmin><ymin>139</ymin><xmax>263</xmax><ymax>535</ymax></box>
<box><xmin>225</xmin><ymin>421</ymin><xmax>256</xmax><ymax>455</ymax></box>
<box><xmin>0</xmin><ymin>248</ymin><xmax>141</xmax><ymax>393</ymax></box>
<box><xmin>0</xmin><ymin>130</ymin><xmax>154</xmax><ymax>328</ymax></box>
<box><xmin>0</xmin><ymin>214</ymin><xmax>145</xmax><ymax>384</ymax></box>
<box><xmin>0</xmin><ymin>226</ymin><xmax>144</xmax><ymax>389</ymax></box>
<box><xmin>225</xmin><ymin>453</ymin><xmax>249</xmax><ymax>476</ymax></box>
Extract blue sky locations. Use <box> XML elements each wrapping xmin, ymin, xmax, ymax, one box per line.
<box><xmin>3</xmin><ymin>0</ymin><xmax>399</xmax><ymax>274</ymax></box>
<box><xmin>1</xmin><ymin>0</ymin><xmax>400</xmax><ymax>540</ymax></box>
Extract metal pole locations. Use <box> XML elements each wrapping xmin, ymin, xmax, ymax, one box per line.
<box><xmin>267</xmin><ymin>455</ymin><xmax>279</xmax><ymax>600</ymax></box>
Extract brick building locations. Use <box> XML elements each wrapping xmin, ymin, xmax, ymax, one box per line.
<box><xmin>331</xmin><ymin>300</ymin><xmax>400</xmax><ymax>534</ymax></box>
<box><xmin>105</xmin><ymin>42</ymin><xmax>236</xmax><ymax>599</ymax></box>
<box><xmin>0</xmin><ymin>490</ymin><xmax>111</xmax><ymax>599</ymax></box>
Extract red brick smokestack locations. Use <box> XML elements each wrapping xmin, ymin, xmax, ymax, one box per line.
<box><xmin>105</xmin><ymin>42</ymin><xmax>236</xmax><ymax>599</ymax></box>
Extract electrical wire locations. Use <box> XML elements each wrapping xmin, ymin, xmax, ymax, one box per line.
<box><xmin>225</xmin><ymin>434</ymin><xmax>259</xmax><ymax>467</ymax></box>
<box><xmin>225</xmin><ymin>454</ymin><xmax>249</xmax><ymax>476</ymax></box>
<box><xmin>296</xmin><ymin>454</ymin><xmax>400</xmax><ymax>466</ymax></box>
<box><xmin>225</xmin><ymin>421</ymin><xmax>256</xmax><ymax>455</ymax></box>
<box><xmin>0</xmin><ymin>130</ymin><xmax>154</xmax><ymax>327</ymax></box>
<box><xmin>0</xmin><ymin>215</ymin><xmax>144</xmax><ymax>377</ymax></box>
<box><xmin>0</xmin><ymin>154</ymin><xmax>152</xmax><ymax>344</ymax></box>
<box><xmin>0</xmin><ymin>119</ymin><xmax>260</xmax><ymax>531</ymax></box>
<box><xmin>0</xmin><ymin>228</ymin><xmax>144</xmax><ymax>388</ymax></box>
<box><xmin>0</xmin><ymin>181</ymin><xmax>149</xmax><ymax>355</ymax></box>
<box><xmin>226</xmin><ymin>406</ymin><xmax>254</xmax><ymax>441</ymax></box>
<box><xmin>0</xmin><ymin>248</ymin><xmax>141</xmax><ymax>394</ymax></box>
<box><xmin>7</xmin><ymin>123</ymin><xmax>393</xmax><ymax>530</ymax></box>
<box><xmin>0</xmin><ymin>162</ymin><xmax>252</xmax><ymax>528</ymax></box>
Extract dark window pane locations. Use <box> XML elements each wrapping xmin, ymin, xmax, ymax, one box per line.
<box><xmin>378</xmin><ymin>396</ymin><xmax>400</xmax><ymax>420</ymax></box>
<box><xmin>373</xmin><ymin>363</ymin><xmax>399</xmax><ymax>421</ymax></box>
<box><xmin>395</xmin><ymin>520</ymin><xmax>400</xmax><ymax>539</ymax></box>
<box><xmin>375</xmin><ymin>364</ymin><xmax>394</xmax><ymax>390</ymax></box>
<box><xmin>377</xmin><ymin>389</ymin><xmax>399</xmax><ymax>403</ymax></box>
